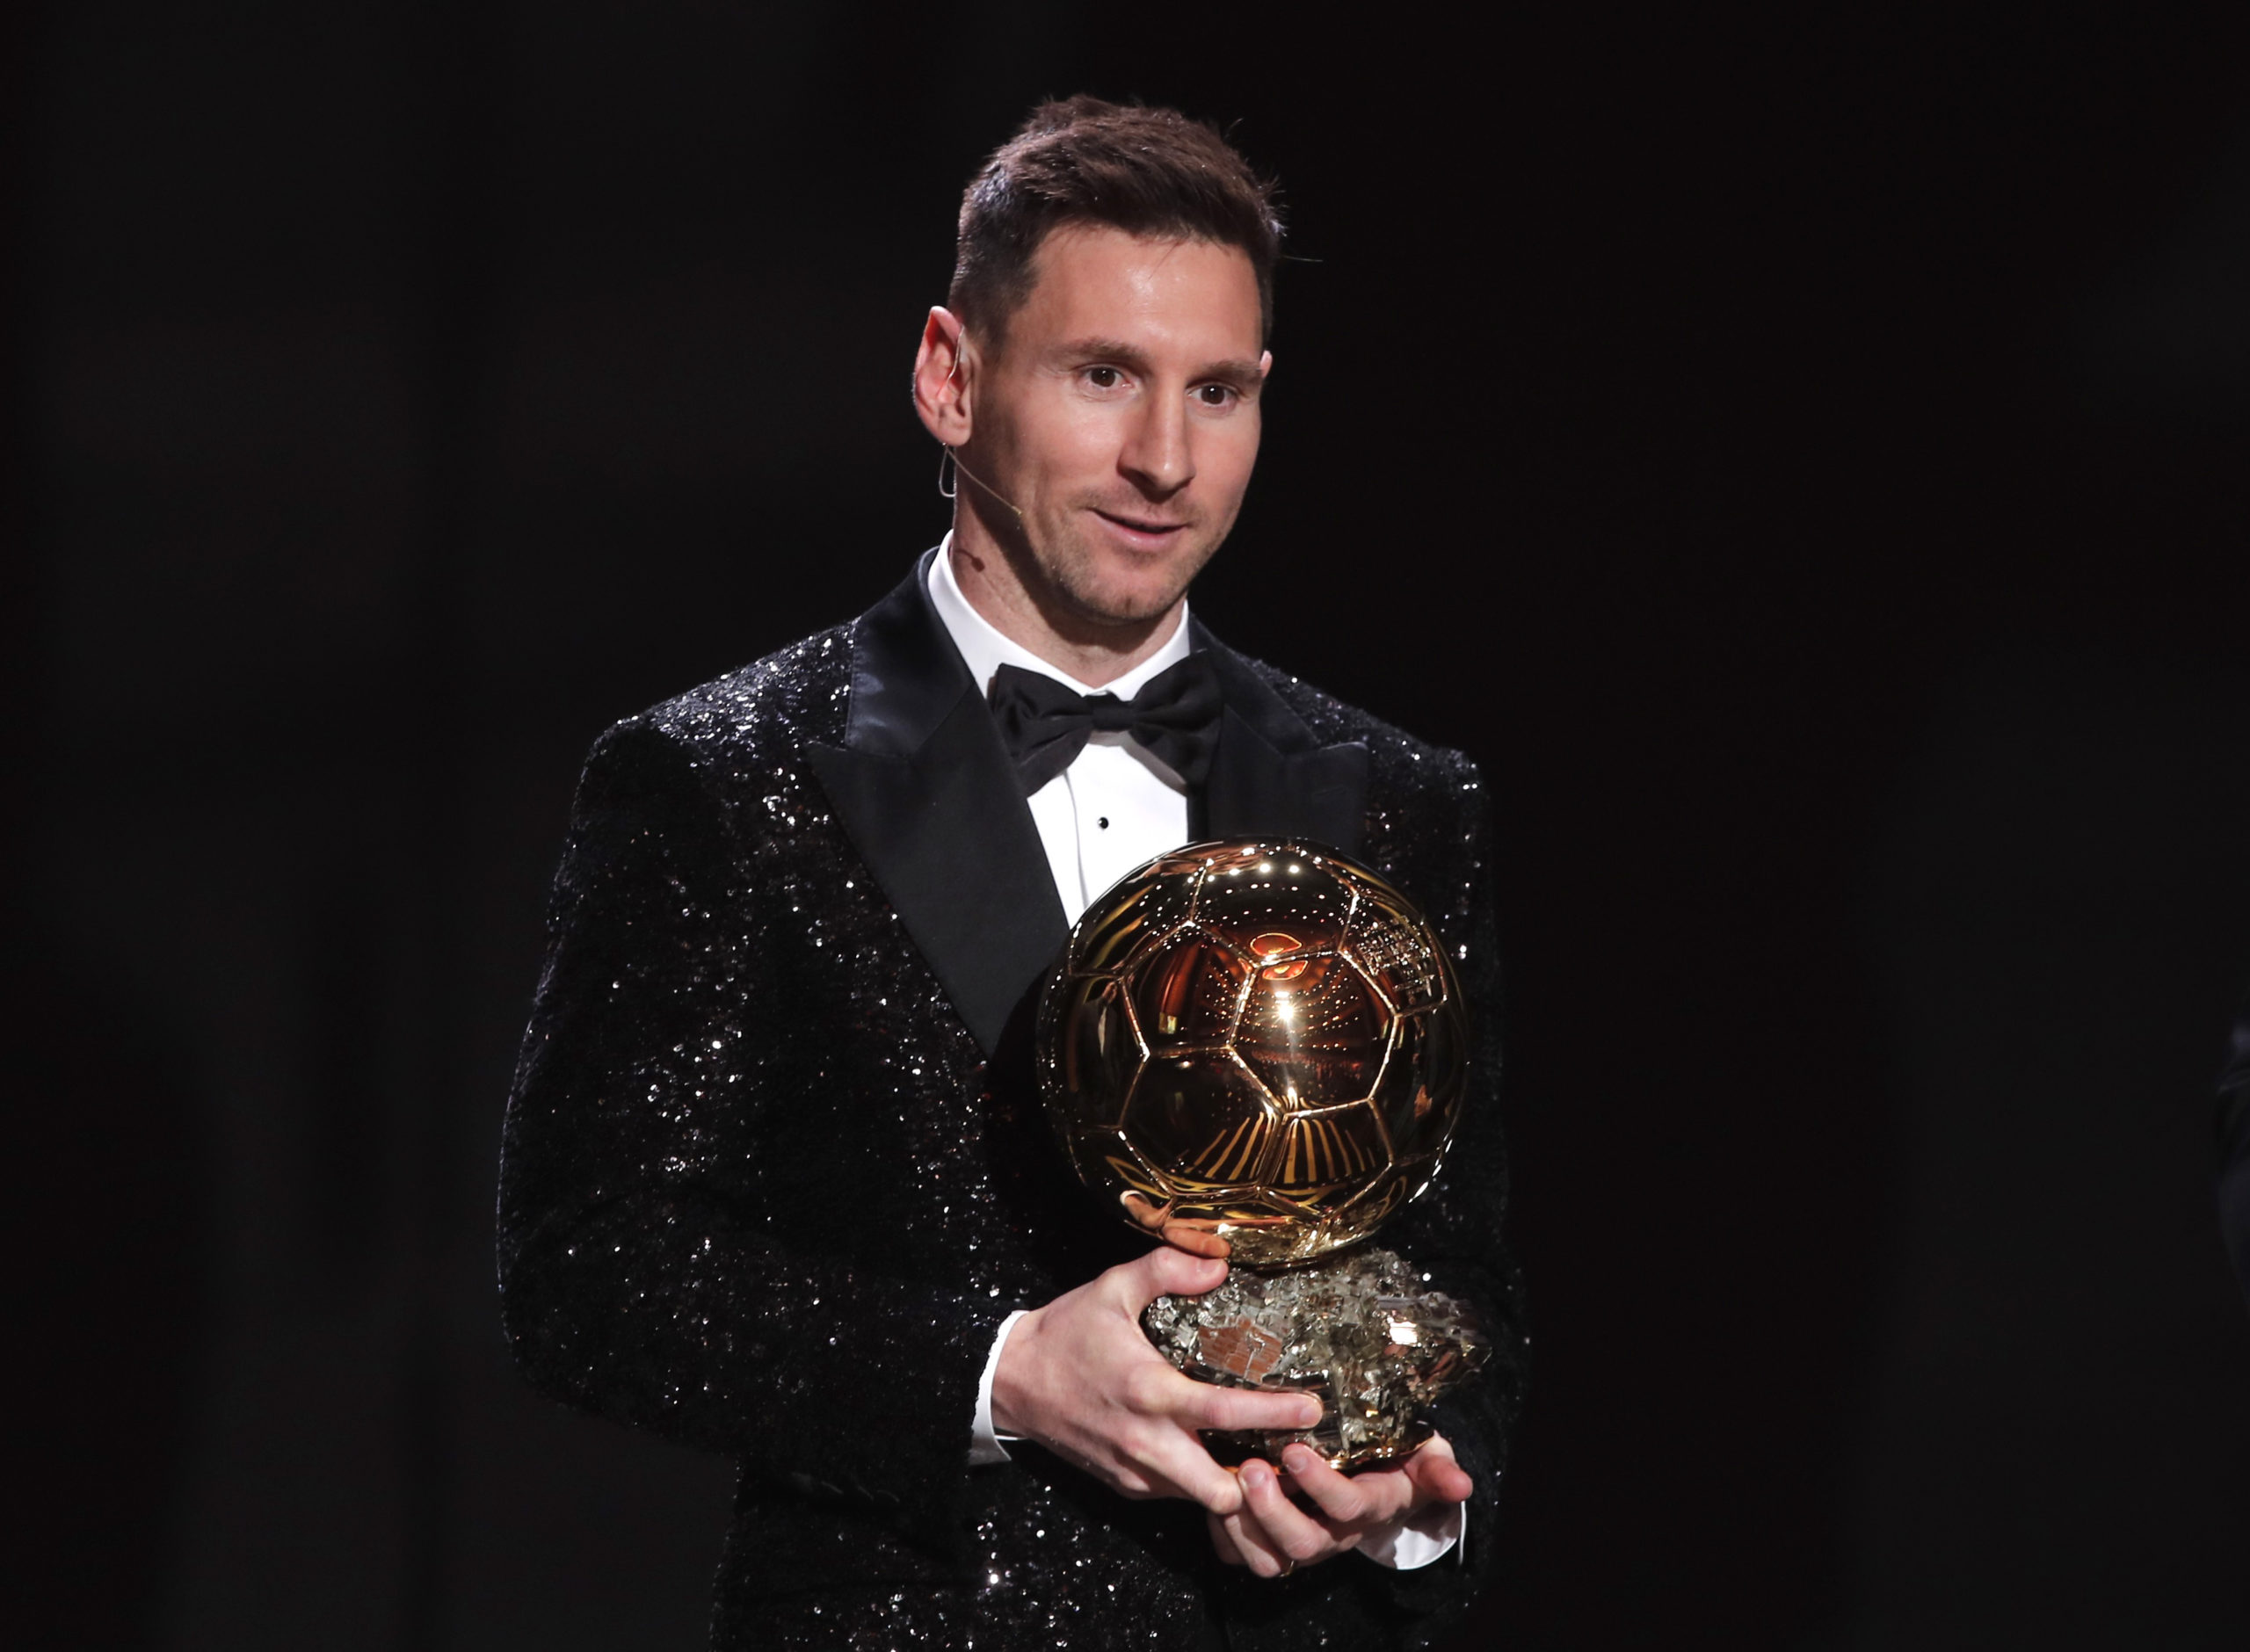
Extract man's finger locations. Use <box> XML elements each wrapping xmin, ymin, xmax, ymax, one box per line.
<box><xmin>1206</xmin><ymin>1510</ymin><xmax>1247</xmax><ymax>1569</ymax></box>
<box><xmin>1279</xmin><ymin>1445</ymin><xmax>1402</xmax><ymax>1528</ymax></box>
<box><xmin>1162</xmin><ymin>1225</ymin><xmax>1231</xmax><ymax>1259</ymax></box>
<box><xmin>1121</xmin><ymin>1245</ymin><xmax>1229</xmax><ymax>1308</ymax></box>
<box><xmin>1221</xmin><ymin>1508</ymin><xmax>1288</xmax><ymax>1579</ymax></box>
<box><xmin>1130</xmin><ymin>1428</ymin><xmax>1245</xmax><ymax>1517</ymax></box>
<box><xmin>1238</xmin><ymin>1457</ymin><xmax>1335</xmax><ymax>1566</ymax></box>
<box><xmin>1404</xmin><ymin>1436</ymin><xmax>1475</xmax><ymax>1505</ymax></box>
<box><xmin>1178</xmin><ymin>1380</ymin><xmax>1323</xmax><ymax>1435</ymax></box>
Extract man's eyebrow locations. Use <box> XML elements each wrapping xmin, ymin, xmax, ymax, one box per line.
<box><xmin>1053</xmin><ymin>337</ymin><xmax>1267</xmax><ymax>385</ymax></box>
<box><xmin>1050</xmin><ymin>336</ymin><xmax>1154</xmax><ymax>370</ymax></box>
<box><xmin>1197</xmin><ymin>357</ymin><xmax>1268</xmax><ymax>388</ymax></box>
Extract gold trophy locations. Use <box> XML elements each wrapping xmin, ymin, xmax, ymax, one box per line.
<box><xmin>1037</xmin><ymin>839</ymin><xmax>1487</xmax><ymax>1471</ymax></box>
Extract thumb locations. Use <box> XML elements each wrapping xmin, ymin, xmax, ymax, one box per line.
<box><xmin>1121</xmin><ymin>1244</ymin><xmax>1229</xmax><ymax>1309</ymax></box>
<box><xmin>1407</xmin><ymin>1436</ymin><xmax>1474</xmax><ymax>1503</ymax></box>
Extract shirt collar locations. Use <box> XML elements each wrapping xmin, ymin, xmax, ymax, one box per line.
<box><xmin>926</xmin><ymin>531</ymin><xmax>1194</xmax><ymax>701</ymax></box>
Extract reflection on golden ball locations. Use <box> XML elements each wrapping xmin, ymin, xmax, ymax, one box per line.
<box><xmin>1036</xmin><ymin>840</ymin><xmax>1470</xmax><ymax>1267</ymax></box>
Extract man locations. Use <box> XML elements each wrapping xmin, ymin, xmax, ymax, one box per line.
<box><xmin>499</xmin><ymin>98</ymin><xmax>1524</xmax><ymax>1649</ymax></box>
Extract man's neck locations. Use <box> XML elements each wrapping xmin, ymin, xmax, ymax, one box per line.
<box><xmin>947</xmin><ymin>513</ymin><xmax>1183</xmax><ymax>691</ymax></box>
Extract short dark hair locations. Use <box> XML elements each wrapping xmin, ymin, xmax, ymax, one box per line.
<box><xmin>949</xmin><ymin>96</ymin><xmax>1284</xmax><ymax>348</ymax></box>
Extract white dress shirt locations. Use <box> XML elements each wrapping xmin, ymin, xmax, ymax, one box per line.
<box><xmin>927</xmin><ymin>537</ymin><xmax>1196</xmax><ymax>926</ymax></box>
<box><xmin>927</xmin><ymin>540</ymin><xmax>1461</xmax><ymax>1569</ymax></box>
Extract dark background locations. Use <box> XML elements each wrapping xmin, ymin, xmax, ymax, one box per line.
<box><xmin>13</xmin><ymin>3</ymin><xmax>2250</xmax><ymax>1648</ymax></box>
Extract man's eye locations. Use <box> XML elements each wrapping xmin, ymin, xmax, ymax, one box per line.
<box><xmin>1086</xmin><ymin>366</ymin><xmax>1123</xmax><ymax>389</ymax></box>
<box><xmin>1196</xmin><ymin>384</ymin><xmax>1237</xmax><ymax>408</ymax></box>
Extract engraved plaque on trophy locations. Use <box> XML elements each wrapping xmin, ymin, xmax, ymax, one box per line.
<box><xmin>1036</xmin><ymin>840</ymin><xmax>1488</xmax><ymax>1471</ymax></box>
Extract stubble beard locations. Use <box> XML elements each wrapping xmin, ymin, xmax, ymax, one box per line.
<box><xmin>1020</xmin><ymin>499</ymin><xmax>1231</xmax><ymax>633</ymax></box>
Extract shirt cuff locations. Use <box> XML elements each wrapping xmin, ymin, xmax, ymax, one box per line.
<box><xmin>969</xmin><ymin>1309</ymin><xmax>1030</xmax><ymax>1467</ymax></box>
<box><xmin>1356</xmin><ymin>1495</ymin><xmax>1465</xmax><ymax>1570</ymax></box>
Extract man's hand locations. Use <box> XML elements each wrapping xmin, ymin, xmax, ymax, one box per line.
<box><xmin>991</xmin><ymin>1249</ymin><xmax>1321</xmax><ymax>1517</ymax></box>
<box><xmin>1208</xmin><ymin>1436</ymin><xmax>1473</xmax><ymax>1579</ymax></box>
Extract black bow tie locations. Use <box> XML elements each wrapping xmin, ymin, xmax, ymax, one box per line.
<box><xmin>988</xmin><ymin>655</ymin><xmax>1223</xmax><ymax>795</ymax></box>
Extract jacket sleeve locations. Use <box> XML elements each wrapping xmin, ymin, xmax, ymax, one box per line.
<box><xmin>1365</xmin><ymin>772</ymin><xmax>1528</xmax><ymax>1622</ymax></box>
<box><xmin>496</xmin><ymin>720</ymin><xmax>1010</xmax><ymax>1554</ymax></box>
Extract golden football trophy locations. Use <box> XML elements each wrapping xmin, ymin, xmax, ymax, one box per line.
<box><xmin>1036</xmin><ymin>839</ymin><xmax>1488</xmax><ymax>1471</ymax></box>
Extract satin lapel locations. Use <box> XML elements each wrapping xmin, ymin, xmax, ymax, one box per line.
<box><xmin>806</xmin><ymin>553</ymin><xmax>1069</xmax><ymax>1055</ymax></box>
<box><xmin>1193</xmin><ymin>625</ymin><xmax>1371</xmax><ymax>856</ymax></box>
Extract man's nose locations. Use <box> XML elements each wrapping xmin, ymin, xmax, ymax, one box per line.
<box><xmin>1119</xmin><ymin>391</ymin><xmax>1194</xmax><ymax>496</ymax></box>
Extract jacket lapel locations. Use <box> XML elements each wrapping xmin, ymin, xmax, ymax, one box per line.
<box><xmin>805</xmin><ymin>565</ymin><xmax>1372</xmax><ymax>1055</ymax></box>
<box><xmin>807</xmin><ymin>553</ymin><xmax>1069</xmax><ymax>1056</ymax></box>
<box><xmin>1193</xmin><ymin>620</ymin><xmax>1371</xmax><ymax>856</ymax></box>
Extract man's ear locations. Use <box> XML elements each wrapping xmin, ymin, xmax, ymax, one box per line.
<box><xmin>911</xmin><ymin>306</ymin><xmax>974</xmax><ymax>447</ymax></box>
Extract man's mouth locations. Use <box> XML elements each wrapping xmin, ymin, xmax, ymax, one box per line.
<box><xmin>1092</xmin><ymin>510</ymin><xmax>1191</xmax><ymax>547</ymax></box>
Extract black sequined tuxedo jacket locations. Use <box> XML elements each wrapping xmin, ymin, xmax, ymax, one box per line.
<box><xmin>499</xmin><ymin>553</ymin><xmax>1526</xmax><ymax>1650</ymax></box>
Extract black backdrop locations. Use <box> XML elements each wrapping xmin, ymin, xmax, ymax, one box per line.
<box><xmin>15</xmin><ymin>4</ymin><xmax>2250</xmax><ymax>1648</ymax></box>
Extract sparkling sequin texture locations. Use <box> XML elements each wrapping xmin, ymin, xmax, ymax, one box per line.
<box><xmin>497</xmin><ymin>591</ymin><xmax>1525</xmax><ymax>1650</ymax></box>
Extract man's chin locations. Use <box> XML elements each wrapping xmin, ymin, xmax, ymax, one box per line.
<box><xmin>1068</xmin><ymin>552</ymin><xmax>1216</xmax><ymax>626</ymax></box>
<box><xmin>1054</xmin><ymin>578</ymin><xmax>1192</xmax><ymax>631</ymax></box>
<box><xmin>1019</xmin><ymin>519</ymin><xmax>1217</xmax><ymax>631</ymax></box>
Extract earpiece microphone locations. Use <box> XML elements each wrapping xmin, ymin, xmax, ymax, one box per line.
<box><xmin>939</xmin><ymin>445</ymin><xmax>1026</xmax><ymax>523</ymax></box>
<box><xmin>934</xmin><ymin>329</ymin><xmax>1026</xmax><ymax>524</ymax></box>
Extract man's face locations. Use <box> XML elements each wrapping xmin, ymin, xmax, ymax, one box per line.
<box><xmin>963</xmin><ymin>225</ymin><xmax>1270</xmax><ymax>628</ymax></box>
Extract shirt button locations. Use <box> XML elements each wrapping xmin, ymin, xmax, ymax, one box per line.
<box><xmin>1097</xmin><ymin>816</ymin><xmax>1110</xmax><ymax>830</ymax></box>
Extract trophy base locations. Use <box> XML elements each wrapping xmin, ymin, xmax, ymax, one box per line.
<box><xmin>1142</xmin><ymin>1244</ymin><xmax>1487</xmax><ymax>1474</ymax></box>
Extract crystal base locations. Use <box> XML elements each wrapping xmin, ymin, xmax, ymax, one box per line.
<box><xmin>1142</xmin><ymin>1245</ymin><xmax>1487</xmax><ymax>1473</ymax></box>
